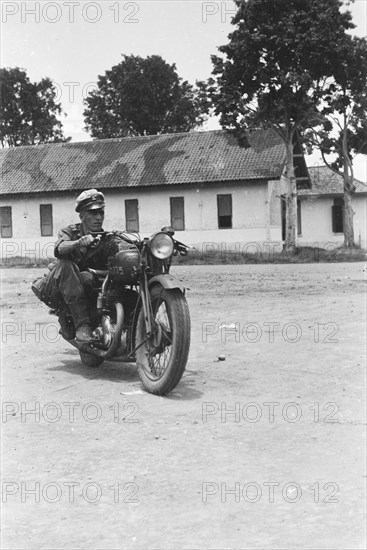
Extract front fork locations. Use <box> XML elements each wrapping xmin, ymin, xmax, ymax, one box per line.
<box><xmin>140</xmin><ymin>271</ymin><xmax>154</xmax><ymax>339</ymax></box>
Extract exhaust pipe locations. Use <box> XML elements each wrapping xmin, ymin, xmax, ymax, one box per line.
<box><xmin>70</xmin><ymin>303</ymin><xmax>124</xmax><ymax>360</ymax></box>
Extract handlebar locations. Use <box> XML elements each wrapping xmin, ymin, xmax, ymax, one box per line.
<box><xmin>89</xmin><ymin>230</ymin><xmax>140</xmax><ymax>245</ymax></box>
<box><xmin>88</xmin><ymin>230</ymin><xmax>194</xmax><ymax>254</ymax></box>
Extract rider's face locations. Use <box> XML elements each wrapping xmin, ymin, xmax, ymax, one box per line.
<box><xmin>80</xmin><ymin>208</ymin><xmax>105</xmax><ymax>234</ymax></box>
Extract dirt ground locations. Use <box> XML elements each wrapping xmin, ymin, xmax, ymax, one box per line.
<box><xmin>1</xmin><ymin>262</ymin><xmax>366</xmax><ymax>550</ymax></box>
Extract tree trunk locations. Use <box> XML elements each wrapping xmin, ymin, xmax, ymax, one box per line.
<box><xmin>342</xmin><ymin>132</ymin><xmax>355</xmax><ymax>248</ymax></box>
<box><xmin>343</xmin><ymin>186</ymin><xmax>355</xmax><ymax>248</ymax></box>
<box><xmin>284</xmin><ymin>132</ymin><xmax>297</xmax><ymax>253</ymax></box>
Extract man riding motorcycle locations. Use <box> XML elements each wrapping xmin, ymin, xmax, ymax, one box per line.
<box><xmin>31</xmin><ymin>190</ymin><xmax>192</xmax><ymax>394</ymax></box>
<box><xmin>33</xmin><ymin>189</ymin><xmax>120</xmax><ymax>342</ymax></box>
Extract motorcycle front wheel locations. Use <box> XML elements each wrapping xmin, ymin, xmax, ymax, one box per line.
<box><xmin>136</xmin><ymin>285</ymin><xmax>190</xmax><ymax>395</ymax></box>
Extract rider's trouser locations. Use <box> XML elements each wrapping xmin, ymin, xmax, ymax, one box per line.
<box><xmin>45</xmin><ymin>260</ymin><xmax>96</xmax><ymax>328</ymax></box>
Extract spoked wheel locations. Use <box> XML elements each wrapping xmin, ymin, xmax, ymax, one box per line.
<box><xmin>79</xmin><ymin>302</ymin><xmax>124</xmax><ymax>368</ymax></box>
<box><xmin>136</xmin><ymin>285</ymin><xmax>191</xmax><ymax>395</ymax></box>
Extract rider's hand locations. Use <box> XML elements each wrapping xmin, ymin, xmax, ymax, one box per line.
<box><xmin>78</xmin><ymin>234</ymin><xmax>95</xmax><ymax>249</ymax></box>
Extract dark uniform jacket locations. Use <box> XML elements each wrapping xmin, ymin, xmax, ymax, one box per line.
<box><xmin>54</xmin><ymin>224</ymin><xmax>119</xmax><ymax>271</ymax></box>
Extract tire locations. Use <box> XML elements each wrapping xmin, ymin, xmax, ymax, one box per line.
<box><xmin>136</xmin><ymin>285</ymin><xmax>190</xmax><ymax>395</ymax></box>
<box><xmin>79</xmin><ymin>302</ymin><xmax>124</xmax><ymax>368</ymax></box>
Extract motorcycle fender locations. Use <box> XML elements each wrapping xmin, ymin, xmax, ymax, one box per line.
<box><xmin>148</xmin><ymin>274</ymin><xmax>186</xmax><ymax>293</ymax></box>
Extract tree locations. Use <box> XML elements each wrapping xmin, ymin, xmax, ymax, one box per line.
<box><xmin>210</xmin><ymin>0</ymin><xmax>355</xmax><ymax>251</ymax></box>
<box><xmin>83</xmin><ymin>54</ymin><xmax>210</xmax><ymax>138</ymax></box>
<box><xmin>305</xmin><ymin>35</ymin><xmax>367</xmax><ymax>247</ymax></box>
<box><xmin>0</xmin><ymin>67</ymin><xmax>70</xmax><ymax>147</ymax></box>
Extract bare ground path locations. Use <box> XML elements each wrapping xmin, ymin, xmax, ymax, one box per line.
<box><xmin>1</xmin><ymin>263</ymin><xmax>366</xmax><ymax>549</ymax></box>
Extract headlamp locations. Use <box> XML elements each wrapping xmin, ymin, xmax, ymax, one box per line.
<box><xmin>149</xmin><ymin>232</ymin><xmax>174</xmax><ymax>259</ymax></box>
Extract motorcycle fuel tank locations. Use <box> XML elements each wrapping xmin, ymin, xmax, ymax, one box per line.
<box><xmin>109</xmin><ymin>249</ymin><xmax>140</xmax><ymax>284</ymax></box>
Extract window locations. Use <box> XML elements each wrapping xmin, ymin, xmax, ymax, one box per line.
<box><xmin>40</xmin><ymin>204</ymin><xmax>53</xmax><ymax>236</ymax></box>
<box><xmin>0</xmin><ymin>206</ymin><xmax>12</xmax><ymax>238</ymax></box>
<box><xmin>332</xmin><ymin>198</ymin><xmax>343</xmax><ymax>233</ymax></box>
<box><xmin>217</xmin><ymin>194</ymin><xmax>232</xmax><ymax>229</ymax></box>
<box><xmin>281</xmin><ymin>197</ymin><xmax>301</xmax><ymax>239</ymax></box>
<box><xmin>281</xmin><ymin>196</ymin><xmax>286</xmax><ymax>241</ymax></box>
<box><xmin>297</xmin><ymin>199</ymin><xmax>302</xmax><ymax>236</ymax></box>
<box><xmin>125</xmin><ymin>199</ymin><xmax>139</xmax><ymax>232</ymax></box>
<box><xmin>170</xmin><ymin>197</ymin><xmax>185</xmax><ymax>230</ymax></box>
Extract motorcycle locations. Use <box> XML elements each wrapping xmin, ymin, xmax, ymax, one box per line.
<box><xmin>55</xmin><ymin>227</ymin><xmax>191</xmax><ymax>396</ymax></box>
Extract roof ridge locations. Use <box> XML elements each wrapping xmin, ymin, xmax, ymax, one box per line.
<box><xmin>0</xmin><ymin>129</ymin><xmax>224</xmax><ymax>152</ymax></box>
<box><xmin>0</xmin><ymin>128</ymin><xmax>288</xmax><ymax>195</ymax></box>
<box><xmin>0</xmin><ymin>127</ymin><xmax>270</xmax><ymax>153</ymax></box>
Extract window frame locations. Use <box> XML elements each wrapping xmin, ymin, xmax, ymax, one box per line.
<box><xmin>170</xmin><ymin>196</ymin><xmax>185</xmax><ymax>231</ymax></box>
<box><xmin>332</xmin><ymin>197</ymin><xmax>344</xmax><ymax>233</ymax></box>
<box><xmin>0</xmin><ymin>206</ymin><xmax>13</xmax><ymax>238</ymax></box>
<box><xmin>297</xmin><ymin>198</ymin><xmax>302</xmax><ymax>236</ymax></box>
<box><xmin>217</xmin><ymin>194</ymin><xmax>233</xmax><ymax>229</ymax></box>
<box><xmin>40</xmin><ymin>204</ymin><xmax>53</xmax><ymax>237</ymax></box>
<box><xmin>125</xmin><ymin>199</ymin><xmax>139</xmax><ymax>232</ymax></box>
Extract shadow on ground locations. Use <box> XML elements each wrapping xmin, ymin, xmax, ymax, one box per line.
<box><xmin>47</xmin><ymin>349</ymin><xmax>203</xmax><ymax>400</ymax></box>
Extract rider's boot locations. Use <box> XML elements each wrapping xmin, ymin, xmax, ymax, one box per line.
<box><xmin>75</xmin><ymin>323</ymin><xmax>93</xmax><ymax>342</ymax></box>
<box><xmin>68</xmin><ymin>301</ymin><xmax>93</xmax><ymax>342</ymax></box>
<box><xmin>58</xmin><ymin>306</ymin><xmax>76</xmax><ymax>340</ymax></box>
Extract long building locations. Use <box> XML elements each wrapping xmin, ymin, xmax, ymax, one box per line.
<box><xmin>1</xmin><ymin>129</ymin><xmax>365</xmax><ymax>260</ymax></box>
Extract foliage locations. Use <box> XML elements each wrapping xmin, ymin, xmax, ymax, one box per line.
<box><xmin>211</xmin><ymin>0</ymin><xmax>354</xmax><ymax>135</ymax></box>
<box><xmin>305</xmin><ymin>35</ymin><xmax>367</xmax><ymax>180</ymax></box>
<box><xmin>83</xmin><ymin>55</ymin><xmax>210</xmax><ymax>138</ymax></box>
<box><xmin>210</xmin><ymin>0</ymin><xmax>355</xmax><ymax>250</ymax></box>
<box><xmin>304</xmin><ymin>34</ymin><xmax>367</xmax><ymax>246</ymax></box>
<box><xmin>0</xmin><ymin>67</ymin><xmax>69</xmax><ymax>147</ymax></box>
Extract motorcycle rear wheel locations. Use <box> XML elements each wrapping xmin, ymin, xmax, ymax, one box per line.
<box><xmin>136</xmin><ymin>285</ymin><xmax>190</xmax><ymax>395</ymax></box>
<box><xmin>79</xmin><ymin>351</ymin><xmax>104</xmax><ymax>368</ymax></box>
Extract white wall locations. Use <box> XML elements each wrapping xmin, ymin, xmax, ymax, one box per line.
<box><xmin>298</xmin><ymin>195</ymin><xmax>367</xmax><ymax>248</ymax></box>
<box><xmin>1</xmin><ymin>182</ymin><xmax>284</xmax><ymax>260</ymax></box>
<box><xmin>1</xmin><ymin>194</ymin><xmax>71</xmax><ymax>262</ymax></box>
<box><xmin>2</xmin><ymin>186</ymin><xmax>365</xmax><ymax>261</ymax></box>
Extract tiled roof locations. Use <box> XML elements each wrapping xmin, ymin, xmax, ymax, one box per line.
<box><xmin>0</xmin><ymin>129</ymin><xmax>287</xmax><ymax>196</ymax></box>
<box><xmin>299</xmin><ymin>166</ymin><xmax>367</xmax><ymax>196</ymax></box>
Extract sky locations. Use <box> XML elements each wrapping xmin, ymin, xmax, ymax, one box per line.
<box><xmin>1</xmin><ymin>0</ymin><xmax>367</xmax><ymax>181</ymax></box>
